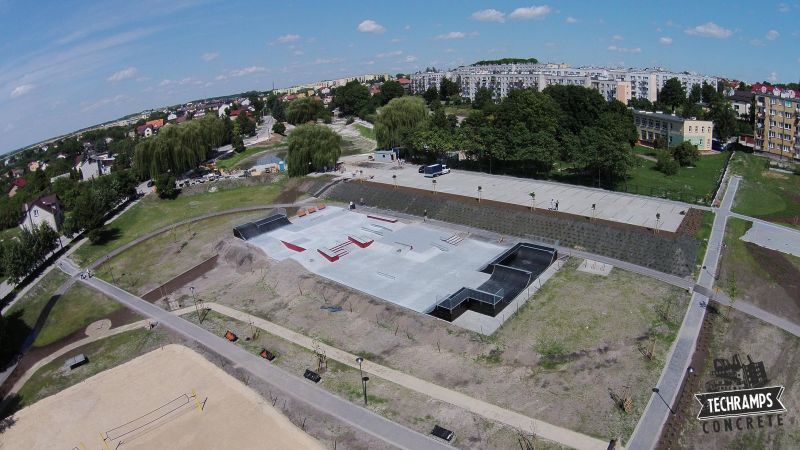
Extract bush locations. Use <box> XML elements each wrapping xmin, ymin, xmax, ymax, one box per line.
<box><xmin>155</xmin><ymin>174</ymin><xmax>178</xmax><ymax>199</ymax></box>
<box><xmin>655</xmin><ymin>150</ymin><xmax>679</xmax><ymax>175</ymax></box>
<box><xmin>87</xmin><ymin>227</ymin><xmax>104</xmax><ymax>244</ymax></box>
<box><xmin>672</xmin><ymin>141</ymin><xmax>699</xmax><ymax>167</ymax></box>
<box><xmin>272</xmin><ymin>121</ymin><xmax>286</xmax><ymax>135</ymax></box>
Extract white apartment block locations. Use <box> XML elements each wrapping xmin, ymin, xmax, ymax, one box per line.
<box><xmin>411</xmin><ymin>63</ymin><xmax>718</xmax><ymax>103</ymax></box>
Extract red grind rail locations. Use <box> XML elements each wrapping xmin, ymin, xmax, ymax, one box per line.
<box><xmin>367</xmin><ymin>215</ymin><xmax>397</xmax><ymax>223</ymax></box>
<box><xmin>348</xmin><ymin>236</ymin><xmax>374</xmax><ymax>248</ymax></box>
<box><xmin>281</xmin><ymin>240</ymin><xmax>306</xmax><ymax>252</ymax></box>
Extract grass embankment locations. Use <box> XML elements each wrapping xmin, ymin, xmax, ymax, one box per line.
<box><xmin>216</xmin><ymin>142</ymin><xmax>286</xmax><ymax>170</ymax></box>
<box><xmin>693</xmin><ymin>211</ymin><xmax>716</xmax><ymax>274</ymax></box>
<box><xmin>33</xmin><ymin>284</ymin><xmax>123</xmax><ymax>347</ymax></box>
<box><xmin>626</xmin><ymin>147</ymin><xmax>729</xmax><ymax>203</ymax></box>
<box><xmin>354</xmin><ymin>124</ymin><xmax>375</xmax><ymax>140</ymax></box>
<box><xmin>73</xmin><ymin>178</ymin><xmax>288</xmax><ymax>266</ymax></box>
<box><xmin>729</xmin><ymin>152</ymin><xmax>800</xmax><ymax>228</ymax></box>
<box><xmin>15</xmin><ymin>328</ymin><xmax>170</xmax><ymax>408</ymax></box>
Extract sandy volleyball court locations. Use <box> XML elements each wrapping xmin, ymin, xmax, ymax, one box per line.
<box><xmin>1</xmin><ymin>345</ymin><xmax>324</xmax><ymax>450</ymax></box>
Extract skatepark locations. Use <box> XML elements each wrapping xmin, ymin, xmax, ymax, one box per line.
<box><xmin>238</xmin><ymin>207</ymin><xmax>556</xmax><ymax>321</ymax></box>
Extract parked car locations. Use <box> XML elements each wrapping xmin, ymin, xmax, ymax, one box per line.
<box><xmin>418</xmin><ymin>165</ymin><xmax>425</xmax><ymax>173</ymax></box>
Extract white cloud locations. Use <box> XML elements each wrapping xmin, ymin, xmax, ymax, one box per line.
<box><xmin>377</xmin><ymin>50</ymin><xmax>403</xmax><ymax>58</ymax></box>
<box><xmin>10</xmin><ymin>84</ymin><xmax>34</xmax><ymax>98</ymax></box>
<box><xmin>201</xmin><ymin>52</ymin><xmax>218</xmax><ymax>61</ymax></box>
<box><xmin>508</xmin><ymin>5</ymin><xmax>552</xmax><ymax>20</ymax></box>
<box><xmin>608</xmin><ymin>45</ymin><xmax>642</xmax><ymax>54</ymax></box>
<box><xmin>405</xmin><ymin>55</ymin><xmax>418</xmax><ymax>63</ymax></box>
<box><xmin>293</xmin><ymin>50</ymin><xmax>304</xmax><ymax>56</ymax></box>
<box><xmin>159</xmin><ymin>79</ymin><xmax>173</xmax><ymax>87</ymax></box>
<box><xmin>685</xmin><ymin>22</ymin><xmax>733</xmax><ymax>39</ymax></box>
<box><xmin>768</xmin><ymin>72</ymin><xmax>778</xmax><ymax>82</ymax></box>
<box><xmin>357</xmin><ymin>20</ymin><xmax>385</xmax><ymax>33</ymax></box>
<box><xmin>404</xmin><ymin>24</ymin><xmax>411</xmax><ymax>30</ymax></box>
<box><xmin>106</xmin><ymin>66</ymin><xmax>137</xmax><ymax>82</ymax></box>
<box><xmin>471</xmin><ymin>9</ymin><xmax>505</xmax><ymax>23</ymax></box>
<box><xmin>565</xmin><ymin>16</ymin><xmax>578</xmax><ymax>24</ymax></box>
<box><xmin>390</xmin><ymin>38</ymin><xmax>402</xmax><ymax>43</ymax></box>
<box><xmin>230</xmin><ymin>66</ymin><xmax>267</xmax><ymax>77</ymax></box>
<box><xmin>611</xmin><ymin>35</ymin><xmax>623</xmax><ymax>41</ymax></box>
<box><xmin>659</xmin><ymin>36</ymin><xmax>673</xmax><ymax>45</ymax></box>
<box><xmin>81</xmin><ymin>94</ymin><xmax>128</xmax><ymax>112</ymax></box>
<box><xmin>277</xmin><ymin>34</ymin><xmax>300</xmax><ymax>43</ymax></box>
<box><xmin>435</xmin><ymin>31</ymin><xmax>467</xmax><ymax>40</ymax></box>
<box><xmin>766</xmin><ymin>30</ymin><xmax>779</xmax><ymax>40</ymax></box>
<box><xmin>750</xmin><ymin>38</ymin><xmax>765</xmax><ymax>47</ymax></box>
<box><xmin>778</xmin><ymin>3</ymin><xmax>791</xmax><ymax>12</ymax></box>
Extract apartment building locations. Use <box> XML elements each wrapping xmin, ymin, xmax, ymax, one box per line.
<box><xmin>754</xmin><ymin>84</ymin><xmax>800</xmax><ymax>160</ymax></box>
<box><xmin>632</xmin><ymin>110</ymin><xmax>714</xmax><ymax>151</ymax></box>
<box><xmin>411</xmin><ymin>63</ymin><xmax>718</xmax><ymax>103</ymax></box>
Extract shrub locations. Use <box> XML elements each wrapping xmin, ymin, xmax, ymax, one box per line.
<box><xmin>655</xmin><ymin>150</ymin><xmax>679</xmax><ymax>175</ymax></box>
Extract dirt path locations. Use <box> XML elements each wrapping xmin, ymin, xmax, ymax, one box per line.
<box><xmin>174</xmin><ymin>302</ymin><xmax>609</xmax><ymax>450</ymax></box>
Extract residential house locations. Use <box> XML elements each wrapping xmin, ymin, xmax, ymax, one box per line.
<box><xmin>397</xmin><ymin>77</ymin><xmax>411</xmax><ymax>91</ymax></box>
<box><xmin>20</xmin><ymin>194</ymin><xmax>64</xmax><ymax>232</ymax></box>
<box><xmin>727</xmin><ymin>90</ymin><xmax>754</xmax><ymax>120</ymax></box>
<box><xmin>76</xmin><ymin>153</ymin><xmax>115</xmax><ymax>180</ymax></box>
<box><xmin>27</xmin><ymin>161</ymin><xmax>40</xmax><ymax>172</ymax></box>
<box><xmin>167</xmin><ymin>112</ymin><xmax>178</xmax><ymax>121</ymax></box>
<box><xmin>8</xmin><ymin>177</ymin><xmax>26</xmax><ymax>198</ymax></box>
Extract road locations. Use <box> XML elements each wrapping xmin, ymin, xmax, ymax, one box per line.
<box><xmin>59</xmin><ymin>262</ymin><xmax>451</xmax><ymax>450</ymax></box>
<box><xmin>627</xmin><ymin>176</ymin><xmax>740</xmax><ymax>449</ymax></box>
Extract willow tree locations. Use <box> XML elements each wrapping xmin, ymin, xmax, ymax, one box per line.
<box><xmin>286</xmin><ymin>124</ymin><xmax>341</xmax><ymax>177</ymax></box>
<box><xmin>374</xmin><ymin>96</ymin><xmax>428</xmax><ymax>149</ymax></box>
<box><xmin>285</xmin><ymin>97</ymin><xmax>329</xmax><ymax>124</ymax></box>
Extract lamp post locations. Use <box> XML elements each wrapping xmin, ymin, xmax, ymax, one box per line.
<box><xmin>529</xmin><ymin>192</ymin><xmax>536</xmax><ymax>211</ymax></box>
<box><xmin>652</xmin><ymin>387</ymin><xmax>676</xmax><ymax>414</ymax></box>
<box><xmin>591</xmin><ymin>203</ymin><xmax>596</xmax><ymax>221</ymax></box>
<box><xmin>356</xmin><ymin>357</ymin><xmax>368</xmax><ymax>405</ymax></box>
<box><xmin>392</xmin><ymin>174</ymin><xmax>397</xmax><ymax>188</ymax></box>
<box><xmin>190</xmin><ymin>286</ymin><xmax>201</xmax><ymax>323</ymax></box>
<box><xmin>432</xmin><ymin>179</ymin><xmax>437</xmax><ymax>195</ymax></box>
<box><xmin>655</xmin><ymin>212</ymin><xmax>661</xmax><ymax>234</ymax></box>
<box><xmin>477</xmin><ymin>186</ymin><xmax>482</xmax><ymax>203</ymax></box>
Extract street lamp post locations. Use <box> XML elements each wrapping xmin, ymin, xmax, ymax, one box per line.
<box><xmin>356</xmin><ymin>357</ymin><xmax>368</xmax><ymax>405</ymax></box>
<box><xmin>392</xmin><ymin>174</ymin><xmax>397</xmax><ymax>188</ymax></box>
<box><xmin>432</xmin><ymin>179</ymin><xmax>437</xmax><ymax>195</ymax></box>
<box><xmin>477</xmin><ymin>186</ymin><xmax>482</xmax><ymax>203</ymax></box>
<box><xmin>655</xmin><ymin>212</ymin><xmax>661</xmax><ymax>234</ymax></box>
<box><xmin>591</xmin><ymin>203</ymin><xmax>596</xmax><ymax>221</ymax></box>
<box><xmin>652</xmin><ymin>387</ymin><xmax>676</xmax><ymax>414</ymax></box>
<box><xmin>190</xmin><ymin>286</ymin><xmax>201</xmax><ymax>323</ymax></box>
<box><xmin>529</xmin><ymin>192</ymin><xmax>536</xmax><ymax>211</ymax></box>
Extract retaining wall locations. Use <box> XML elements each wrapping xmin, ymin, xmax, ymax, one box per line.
<box><xmin>327</xmin><ymin>181</ymin><xmax>698</xmax><ymax>276</ymax></box>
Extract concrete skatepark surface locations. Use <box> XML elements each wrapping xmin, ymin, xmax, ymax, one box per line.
<box><xmin>1</xmin><ymin>345</ymin><xmax>323</xmax><ymax>450</ymax></box>
<box><xmin>341</xmin><ymin>156</ymin><xmax>687</xmax><ymax>232</ymax></box>
<box><xmin>247</xmin><ymin>206</ymin><xmax>506</xmax><ymax>313</ymax></box>
<box><xmin>740</xmin><ymin>220</ymin><xmax>800</xmax><ymax>258</ymax></box>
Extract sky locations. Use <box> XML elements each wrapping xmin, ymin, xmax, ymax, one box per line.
<box><xmin>0</xmin><ymin>0</ymin><xmax>798</xmax><ymax>154</ymax></box>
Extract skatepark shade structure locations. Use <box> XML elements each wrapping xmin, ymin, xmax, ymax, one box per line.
<box><xmin>233</xmin><ymin>209</ymin><xmax>290</xmax><ymax>240</ymax></box>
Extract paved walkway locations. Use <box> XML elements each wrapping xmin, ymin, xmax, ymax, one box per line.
<box><xmin>69</xmin><ymin>272</ymin><xmax>451</xmax><ymax>450</ymax></box>
<box><xmin>0</xmin><ymin>320</ymin><xmax>149</xmax><ymax>413</ymax></box>
<box><xmin>175</xmin><ymin>302</ymin><xmax>608</xmax><ymax>450</ymax></box>
<box><xmin>627</xmin><ymin>176</ymin><xmax>740</xmax><ymax>449</ymax></box>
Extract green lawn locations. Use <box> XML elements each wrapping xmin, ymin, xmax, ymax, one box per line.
<box><xmin>624</xmin><ymin>151</ymin><xmax>729</xmax><ymax>204</ymax></box>
<box><xmin>729</xmin><ymin>152</ymin><xmax>800</xmax><ymax>228</ymax></box>
<box><xmin>354</xmin><ymin>124</ymin><xmax>375</xmax><ymax>140</ymax></box>
<box><xmin>33</xmin><ymin>284</ymin><xmax>123</xmax><ymax>347</ymax></box>
<box><xmin>444</xmin><ymin>105</ymin><xmax>473</xmax><ymax>116</ymax></box>
<box><xmin>215</xmin><ymin>142</ymin><xmax>285</xmax><ymax>170</ymax></box>
<box><xmin>14</xmin><ymin>328</ymin><xmax>169</xmax><ymax>409</ymax></box>
<box><xmin>72</xmin><ymin>178</ymin><xmax>288</xmax><ymax>266</ymax></box>
<box><xmin>693</xmin><ymin>211</ymin><xmax>716</xmax><ymax>275</ymax></box>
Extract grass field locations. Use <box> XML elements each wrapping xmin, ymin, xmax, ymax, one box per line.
<box><xmin>625</xmin><ymin>148</ymin><xmax>729</xmax><ymax>204</ymax></box>
<box><xmin>216</xmin><ymin>142</ymin><xmax>285</xmax><ymax>170</ymax></box>
<box><xmin>729</xmin><ymin>152</ymin><xmax>800</xmax><ymax>228</ymax></box>
<box><xmin>354</xmin><ymin>124</ymin><xmax>375</xmax><ymax>140</ymax></box>
<box><xmin>444</xmin><ymin>105</ymin><xmax>473</xmax><ymax>116</ymax></box>
<box><xmin>33</xmin><ymin>284</ymin><xmax>123</xmax><ymax>347</ymax></box>
<box><xmin>72</xmin><ymin>178</ymin><xmax>288</xmax><ymax>266</ymax></box>
<box><xmin>14</xmin><ymin>328</ymin><xmax>170</xmax><ymax>409</ymax></box>
<box><xmin>693</xmin><ymin>211</ymin><xmax>715</xmax><ymax>274</ymax></box>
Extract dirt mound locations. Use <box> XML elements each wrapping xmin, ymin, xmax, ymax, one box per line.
<box><xmin>215</xmin><ymin>238</ymin><xmax>268</xmax><ymax>274</ymax></box>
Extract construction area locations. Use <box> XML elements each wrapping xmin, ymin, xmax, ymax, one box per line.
<box><xmin>1</xmin><ymin>345</ymin><xmax>323</xmax><ymax>450</ymax></box>
<box><xmin>240</xmin><ymin>206</ymin><xmax>557</xmax><ymax>328</ymax></box>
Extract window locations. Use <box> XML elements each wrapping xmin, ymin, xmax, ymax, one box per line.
<box><xmin>33</xmin><ymin>209</ymin><xmax>39</xmax><ymax>217</ymax></box>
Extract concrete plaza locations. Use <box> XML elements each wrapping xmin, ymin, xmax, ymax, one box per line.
<box><xmin>341</xmin><ymin>157</ymin><xmax>688</xmax><ymax>232</ymax></box>
<box><xmin>248</xmin><ymin>206</ymin><xmax>506</xmax><ymax>313</ymax></box>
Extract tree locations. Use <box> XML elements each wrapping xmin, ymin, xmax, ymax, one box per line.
<box><xmin>422</xmin><ymin>86</ymin><xmax>439</xmax><ymax>105</ymax></box>
<box><xmin>375</xmin><ymin>97</ymin><xmax>428</xmax><ymax>149</ymax></box>
<box><xmin>543</xmin><ymin>85</ymin><xmax>605</xmax><ymax>134</ymax></box>
<box><xmin>332</xmin><ymin>80</ymin><xmax>370</xmax><ymax>116</ymax></box>
<box><xmin>701</xmin><ymin>82</ymin><xmax>722</xmax><ymax>104</ymax></box>
<box><xmin>286</xmin><ymin>124</ymin><xmax>342</xmax><ymax>177</ymax></box>
<box><xmin>707</xmin><ymin>101</ymin><xmax>738</xmax><ymax>141</ymax></box>
<box><xmin>472</xmin><ymin>87</ymin><xmax>495</xmax><ymax>111</ymax></box>
<box><xmin>285</xmin><ymin>97</ymin><xmax>329</xmax><ymax>124</ymax></box>
<box><xmin>658</xmin><ymin>78</ymin><xmax>686</xmax><ymax>112</ymax></box>
<box><xmin>439</xmin><ymin>78</ymin><xmax>460</xmax><ymax>103</ymax></box>
<box><xmin>378</xmin><ymin>80</ymin><xmax>404</xmax><ymax>105</ymax></box>
<box><xmin>232</xmin><ymin>133</ymin><xmax>245</xmax><ymax>153</ymax></box>
<box><xmin>272</xmin><ymin>121</ymin><xmax>286</xmax><ymax>135</ymax></box>
<box><xmin>133</xmin><ymin>116</ymin><xmax>226</xmax><ymax>179</ymax></box>
<box><xmin>672</xmin><ymin>141</ymin><xmax>699</xmax><ymax>167</ymax></box>
<box><xmin>628</xmin><ymin>97</ymin><xmax>654</xmax><ymax>111</ymax></box>
<box><xmin>655</xmin><ymin>150</ymin><xmax>679</xmax><ymax>175</ymax></box>
<box><xmin>235</xmin><ymin>112</ymin><xmax>256</xmax><ymax>136</ymax></box>
<box><xmin>155</xmin><ymin>173</ymin><xmax>178</xmax><ymax>199</ymax></box>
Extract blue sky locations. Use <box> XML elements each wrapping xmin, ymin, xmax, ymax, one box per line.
<box><xmin>1</xmin><ymin>0</ymin><xmax>798</xmax><ymax>154</ymax></box>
